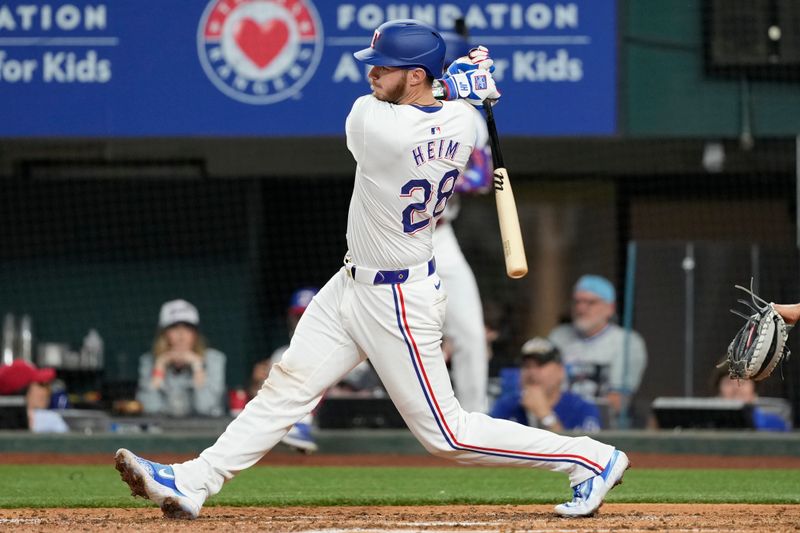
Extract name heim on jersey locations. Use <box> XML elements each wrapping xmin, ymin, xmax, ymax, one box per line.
<box><xmin>411</xmin><ymin>139</ymin><xmax>460</xmax><ymax>167</ymax></box>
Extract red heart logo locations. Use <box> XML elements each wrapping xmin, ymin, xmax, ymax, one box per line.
<box><xmin>234</xmin><ymin>18</ymin><xmax>289</xmax><ymax>69</ymax></box>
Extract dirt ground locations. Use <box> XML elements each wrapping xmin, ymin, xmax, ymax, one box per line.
<box><xmin>2</xmin><ymin>453</ymin><xmax>799</xmax><ymax>531</ymax></box>
<box><xmin>1</xmin><ymin>504</ymin><xmax>799</xmax><ymax>532</ymax></box>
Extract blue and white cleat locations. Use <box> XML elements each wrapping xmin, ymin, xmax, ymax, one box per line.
<box><xmin>114</xmin><ymin>448</ymin><xmax>200</xmax><ymax>519</ymax></box>
<box><xmin>554</xmin><ymin>449</ymin><xmax>630</xmax><ymax>517</ymax></box>
<box><xmin>281</xmin><ymin>422</ymin><xmax>318</xmax><ymax>454</ymax></box>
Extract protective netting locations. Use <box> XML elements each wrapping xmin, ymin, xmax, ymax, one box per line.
<box><xmin>0</xmin><ymin>1</ymin><xmax>798</xmax><ymax>428</ymax></box>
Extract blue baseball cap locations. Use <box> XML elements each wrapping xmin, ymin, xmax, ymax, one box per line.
<box><xmin>574</xmin><ymin>275</ymin><xmax>616</xmax><ymax>303</ymax></box>
<box><xmin>289</xmin><ymin>287</ymin><xmax>318</xmax><ymax>316</ymax></box>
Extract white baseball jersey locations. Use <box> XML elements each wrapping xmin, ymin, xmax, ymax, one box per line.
<box><xmin>345</xmin><ymin>96</ymin><xmax>477</xmax><ymax>269</ymax></box>
<box><xmin>171</xmin><ymin>95</ymin><xmax>616</xmax><ymax>509</ymax></box>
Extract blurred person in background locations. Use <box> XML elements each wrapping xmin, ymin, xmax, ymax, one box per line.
<box><xmin>433</xmin><ymin>24</ymin><xmax>494</xmax><ymax>413</ymax></box>
<box><xmin>713</xmin><ymin>369</ymin><xmax>789</xmax><ymax>432</ymax></box>
<box><xmin>0</xmin><ymin>359</ymin><xmax>67</xmax><ymax>433</ymax></box>
<box><xmin>249</xmin><ymin>287</ymin><xmax>319</xmax><ymax>453</ymax></box>
<box><xmin>549</xmin><ymin>275</ymin><xmax>648</xmax><ymax>423</ymax></box>
<box><xmin>137</xmin><ymin>299</ymin><xmax>226</xmax><ymax>417</ymax></box>
<box><xmin>491</xmin><ymin>337</ymin><xmax>601</xmax><ymax>433</ymax></box>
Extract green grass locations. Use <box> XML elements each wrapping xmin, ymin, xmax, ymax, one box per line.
<box><xmin>1</xmin><ymin>466</ymin><xmax>799</xmax><ymax>508</ymax></box>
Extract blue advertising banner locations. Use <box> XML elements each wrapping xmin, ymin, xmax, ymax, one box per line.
<box><xmin>0</xmin><ymin>1</ymin><xmax>616</xmax><ymax>137</ymax></box>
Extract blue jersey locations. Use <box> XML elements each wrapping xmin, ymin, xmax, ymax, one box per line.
<box><xmin>490</xmin><ymin>390</ymin><xmax>602</xmax><ymax>432</ymax></box>
<box><xmin>753</xmin><ymin>407</ymin><xmax>789</xmax><ymax>432</ymax></box>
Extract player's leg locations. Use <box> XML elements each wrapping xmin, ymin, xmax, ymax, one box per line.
<box><xmin>434</xmin><ymin>224</ymin><xmax>489</xmax><ymax>412</ymax></box>
<box><xmin>119</xmin><ymin>269</ymin><xmax>363</xmax><ymax>516</ymax></box>
<box><xmin>349</xmin><ymin>276</ymin><xmax>618</xmax><ymax>489</ymax></box>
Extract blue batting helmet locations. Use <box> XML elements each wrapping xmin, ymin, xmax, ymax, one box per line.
<box><xmin>440</xmin><ymin>31</ymin><xmax>471</xmax><ymax>70</ymax></box>
<box><xmin>354</xmin><ymin>19</ymin><xmax>445</xmax><ymax>77</ymax></box>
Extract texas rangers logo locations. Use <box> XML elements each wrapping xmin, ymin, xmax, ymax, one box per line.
<box><xmin>197</xmin><ymin>0</ymin><xmax>323</xmax><ymax>105</ymax></box>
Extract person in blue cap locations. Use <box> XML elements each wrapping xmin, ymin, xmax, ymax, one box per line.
<box><xmin>548</xmin><ymin>275</ymin><xmax>648</xmax><ymax>425</ymax></box>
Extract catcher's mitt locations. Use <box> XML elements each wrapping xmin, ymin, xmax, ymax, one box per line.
<box><xmin>721</xmin><ymin>281</ymin><xmax>792</xmax><ymax>381</ymax></box>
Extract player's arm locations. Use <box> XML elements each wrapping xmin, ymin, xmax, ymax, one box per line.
<box><xmin>772</xmin><ymin>302</ymin><xmax>800</xmax><ymax>325</ymax></box>
<box><xmin>345</xmin><ymin>95</ymin><xmax>403</xmax><ymax>172</ymax></box>
<box><xmin>457</xmin><ymin>147</ymin><xmax>493</xmax><ymax>194</ymax></box>
<box><xmin>345</xmin><ymin>95</ymin><xmax>370</xmax><ymax>162</ymax></box>
<box><xmin>432</xmin><ymin>69</ymin><xmax>500</xmax><ymax>108</ymax></box>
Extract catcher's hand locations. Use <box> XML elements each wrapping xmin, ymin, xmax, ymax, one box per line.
<box><xmin>720</xmin><ymin>280</ymin><xmax>792</xmax><ymax>381</ymax></box>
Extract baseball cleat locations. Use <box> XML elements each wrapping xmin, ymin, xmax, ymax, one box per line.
<box><xmin>554</xmin><ymin>449</ymin><xmax>630</xmax><ymax>517</ymax></box>
<box><xmin>280</xmin><ymin>422</ymin><xmax>318</xmax><ymax>454</ymax></box>
<box><xmin>114</xmin><ymin>448</ymin><xmax>200</xmax><ymax>520</ymax></box>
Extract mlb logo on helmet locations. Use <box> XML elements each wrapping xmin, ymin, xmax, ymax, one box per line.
<box><xmin>197</xmin><ymin>0</ymin><xmax>323</xmax><ymax>105</ymax></box>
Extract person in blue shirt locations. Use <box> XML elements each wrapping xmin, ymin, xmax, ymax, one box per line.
<box><xmin>491</xmin><ymin>337</ymin><xmax>601</xmax><ymax>433</ymax></box>
<box><xmin>715</xmin><ymin>371</ymin><xmax>789</xmax><ymax>432</ymax></box>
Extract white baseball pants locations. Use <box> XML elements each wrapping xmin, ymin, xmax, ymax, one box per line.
<box><xmin>173</xmin><ymin>265</ymin><xmax>615</xmax><ymax>505</ymax></box>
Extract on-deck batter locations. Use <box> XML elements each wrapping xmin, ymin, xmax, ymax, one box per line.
<box><xmin>114</xmin><ymin>19</ymin><xmax>629</xmax><ymax>520</ymax></box>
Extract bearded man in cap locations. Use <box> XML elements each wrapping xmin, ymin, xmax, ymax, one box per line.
<box><xmin>548</xmin><ymin>275</ymin><xmax>648</xmax><ymax>424</ymax></box>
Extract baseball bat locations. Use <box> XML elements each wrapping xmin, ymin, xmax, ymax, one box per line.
<box><xmin>483</xmin><ymin>100</ymin><xmax>528</xmax><ymax>279</ymax></box>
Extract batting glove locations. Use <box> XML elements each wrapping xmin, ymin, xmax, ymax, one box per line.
<box><xmin>438</xmin><ymin>69</ymin><xmax>501</xmax><ymax>108</ymax></box>
<box><xmin>468</xmin><ymin>46</ymin><xmax>494</xmax><ymax>72</ymax></box>
<box><xmin>445</xmin><ymin>45</ymin><xmax>495</xmax><ymax>76</ymax></box>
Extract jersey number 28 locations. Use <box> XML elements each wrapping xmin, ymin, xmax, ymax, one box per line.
<box><xmin>400</xmin><ymin>169</ymin><xmax>459</xmax><ymax>234</ymax></box>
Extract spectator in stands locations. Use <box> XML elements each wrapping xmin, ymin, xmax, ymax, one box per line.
<box><xmin>714</xmin><ymin>369</ymin><xmax>789</xmax><ymax>432</ymax></box>
<box><xmin>249</xmin><ymin>287</ymin><xmax>320</xmax><ymax>453</ymax></box>
<box><xmin>0</xmin><ymin>359</ymin><xmax>68</xmax><ymax>433</ymax></box>
<box><xmin>548</xmin><ymin>275</ymin><xmax>648</xmax><ymax>423</ymax></box>
<box><xmin>137</xmin><ymin>299</ymin><xmax>226</xmax><ymax>417</ymax></box>
<box><xmin>490</xmin><ymin>337</ymin><xmax>601</xmax><ymax>432</ymax></box>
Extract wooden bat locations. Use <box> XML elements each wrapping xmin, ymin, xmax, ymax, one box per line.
<box><xmin>483</xmin><ymin>101</ymin><xmax>528</xmax><ymax>279</ymax></box>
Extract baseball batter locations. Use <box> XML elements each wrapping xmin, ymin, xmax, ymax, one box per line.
<box><xmin>115</xmin><ymin>19</ymin><xmax>629</xmax><ymax>519</ymax></box>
